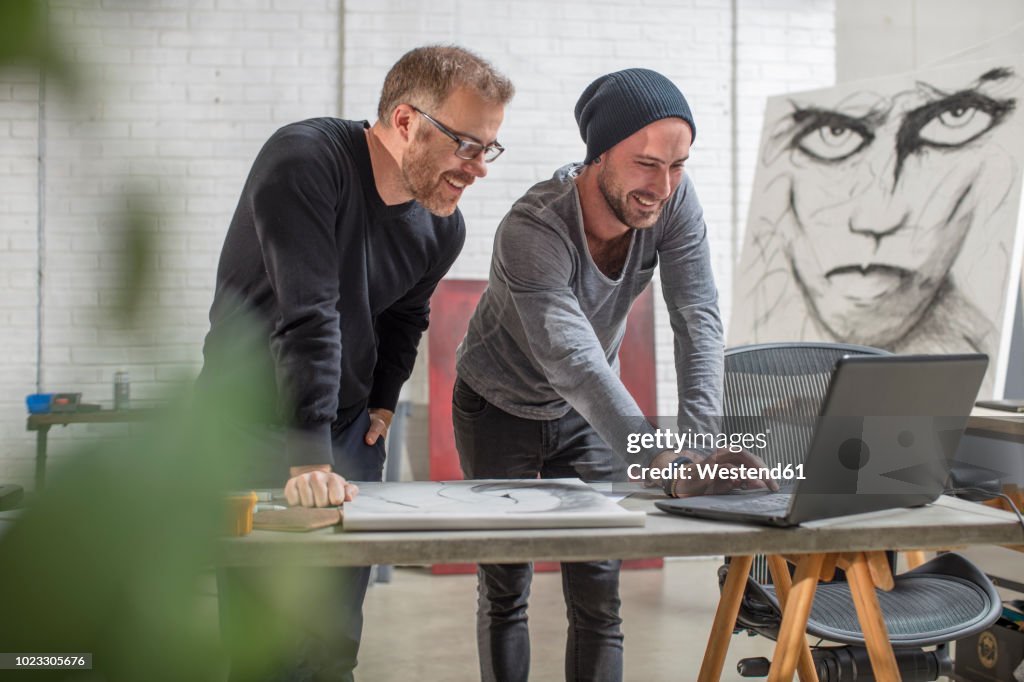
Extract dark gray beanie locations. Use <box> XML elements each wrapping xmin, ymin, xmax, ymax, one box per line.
<box><xmin>574</xmin><ymin>68</ymin><xmax>696</xmax><ymax>164</ymax></box>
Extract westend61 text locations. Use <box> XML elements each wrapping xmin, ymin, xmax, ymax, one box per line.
<box><xmin>627</xmin><ymin>461</ymin><xmax>806</xmax><ymax>482</ymax></box>
<box><xmin>625</xmin><ymin>428</ymin><xmax>768</xmax><ymax>455</ymax></box>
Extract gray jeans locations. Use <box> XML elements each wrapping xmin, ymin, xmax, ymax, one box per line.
<box><xmin>452</xmin><ymin>377</ymin><xmax>627</xmax><ymax>682</ymax></box>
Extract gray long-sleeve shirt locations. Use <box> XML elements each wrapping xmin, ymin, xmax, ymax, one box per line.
<box><xmin>456</xmin><ymin>164</ymin><xmax>724</xmax><ymax>463</ymax></box>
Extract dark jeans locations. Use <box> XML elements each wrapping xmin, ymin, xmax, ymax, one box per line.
<box><xmin>453</xmin><ymin>377</ymin><xmax>626</xmax><ymax>682</ymax></box>
<box><xmin>218</xmin><ymin>410</ymin><xmax>385</xmax><ymax>682</ymax></box>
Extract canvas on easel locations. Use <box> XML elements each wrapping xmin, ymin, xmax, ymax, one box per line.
<box><xmin>730</xmin><ymin>54</ymin><xmax>1024</xmax><ymax>398</ymax></box>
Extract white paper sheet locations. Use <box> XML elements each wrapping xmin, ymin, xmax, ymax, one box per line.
<box><xmin>342</xmin><ymin>478</ymin><xmax>646</xmax><ymax>532</ymax></box>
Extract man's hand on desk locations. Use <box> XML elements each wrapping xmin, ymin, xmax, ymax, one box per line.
<box><xmin>285</xmin><ymin>464</ymin><xmax>359</xmax><ymax>507</ymax></box>
<box><xmin>648</xmin><ymin>448</ymin><xmax>780</xmax><ymax>498</ymax></box>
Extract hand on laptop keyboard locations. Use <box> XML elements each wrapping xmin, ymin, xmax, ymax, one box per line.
<box><xmin>654</xmin><ymin>447</ymin><xmax>781</xmax><ymax>498</ymax></box>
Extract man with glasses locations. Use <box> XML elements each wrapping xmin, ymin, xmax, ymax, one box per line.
<box><xmin>413</xmin><ymin>106</ymin><xmax>506</xmax><ymax>163</ymax></box>
<box><xmin>454</xmin><ymin>69</ymin><xmax>769</xmax><ymax>681</ymax></box>
<box><xmin>201</xmin><ymin>45</ymin><xmax>512</xmax><ymax>681</ymax></box>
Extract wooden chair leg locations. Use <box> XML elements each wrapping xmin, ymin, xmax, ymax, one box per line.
<box><xmin>767</xmin><ymin>555</ymin><xmax>820</xmax><ymax>682</ymax></box>
<box><xmin>846</xmin><ymin>552</ymin><xmax>902</xmax><ymax>682</ymax></box>
<box><xmin>818</xmin><ymin>553</ymin><xmax>838</xmax><ymax>582</ymax></box>
<box><xmin>698</xmin><ymin>555</ymin><xmax>754</xmax><ymax>682</ymax></box>
<box><xmin>865</xmin><ymin>551</ymin><xmax>894</xmax><ymax>591</ymax></box>
<box><xmin>768</xmin><ymin>554</ymin><xmax>824</xmax><ymax>682</ymax></box>
<box><xmin>903</xmin><ymin>550</ymin><xmax>926</xmax><ymax>570</ymax></box>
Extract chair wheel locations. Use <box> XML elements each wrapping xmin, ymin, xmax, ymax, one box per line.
<box><xmin>736</xmin><ymin>656</ymin><xmax>771</xmax><ymax>677</ymax></box>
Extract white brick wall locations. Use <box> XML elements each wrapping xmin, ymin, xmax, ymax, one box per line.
<box><xmin>0</xmin><ymin>0</ymin><xmax>833</xmax><ymax>488</ymax></box>
<box><xmin>1</xmin><ymin>0</ymin><xmax>341</xmax><ymax>486</ymax></box>
<box><xmin>0</xmin><ymin>67</ymin><xmax>41</xmax><ymax>485</ymax></box>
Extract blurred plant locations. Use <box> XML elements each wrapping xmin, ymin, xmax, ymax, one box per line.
<box><xmin>0</xmin><ymin>0</ymin><xmax>76</xmax><ymax>92</ymax></box>
<box><xmin>0</xmin><ymin>349</ymin><xmax>279</xmax><ymax>681</ymax></box>
<box><xmin>0</xmin><ymin>2</ymin><xmax>315</xmax><ymax>679</ymax></box>
<box><xmin>111</xmin><ymin>189</ymin><xmax>162</xmax><ymax>327</ymax></box>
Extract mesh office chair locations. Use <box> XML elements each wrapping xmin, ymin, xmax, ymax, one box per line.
<box><xmin>720</xmin><ymin>342</ymin><xmax>1002</xmax><ymax>681</ymax></box>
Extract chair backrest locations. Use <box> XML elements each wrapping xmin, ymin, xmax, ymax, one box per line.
<box><xmin>723</xmin><ymin>342</ymin><xmax>890</xmax><ymax>584</ymax></box>
<box><xmin>724</xmin><ymin>342</ymin><xmax>891</xmax><ymax>470</ymax></box>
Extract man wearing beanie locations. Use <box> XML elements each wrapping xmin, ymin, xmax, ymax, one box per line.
<box><xmin>453</xmin><ymin>68</ymin><xmax>772</xmax><ymax>681</ymax></box>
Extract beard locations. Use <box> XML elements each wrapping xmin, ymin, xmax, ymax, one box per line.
<box><xmin>596</xmin><ymin>163</ymin><xmax>666</xmax><ymax>229</ymax></box>
<box><xmin>401</xmin><ymin>134</ymin><xmax>474</xmax><ymax>217</ymax></box>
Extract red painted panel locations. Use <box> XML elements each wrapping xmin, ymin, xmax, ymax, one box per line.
<box><xmin>620</xmin><ymin>283</ymin><xmax>657</xmax><ymax>416</ymax></box>
<box><xmin>427</xmin><ymin>279</ymin><xmax>488</xmax><ymax>482</ymax></box>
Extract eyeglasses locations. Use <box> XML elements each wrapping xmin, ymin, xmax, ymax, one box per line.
<box><xmin>412</xmin><ymin>106</ymin><xmax>505</xmax><ymax>163</ymax></box>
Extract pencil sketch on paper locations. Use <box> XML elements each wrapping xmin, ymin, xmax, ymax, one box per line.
<box><xmin>341</xmin><ymin>478</ymin><xmax>646</xmax><ymax>531</ymax></box>
<box><xmin>730</xmin><ymin>56</ymin><xmax>1024</xmax><ymax>396</ymax></box>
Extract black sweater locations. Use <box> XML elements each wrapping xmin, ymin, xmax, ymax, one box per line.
<box><xmin>202</xmin><ymin>118</ymin><xmax>465</xmax><ymax>467</ymax></box>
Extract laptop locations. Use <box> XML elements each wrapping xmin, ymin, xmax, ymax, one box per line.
<box><xmin>655</xmin><ymin>354</ymin><xmax>988</xmax><ymax>527</ymax></box>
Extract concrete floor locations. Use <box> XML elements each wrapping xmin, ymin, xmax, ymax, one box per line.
<box><xmin>358</xmin><ymin>557</ymin><xmax>778</xmax><ymax>681</ymax></box>
<box><xmin>192</xmin><ymin>546</ymin><xmax>1021</xmax><ymax>680</ymax></box>
<box><xmin>357</xmin><ymin>546</ymin><xmax>1024</xmax><ymax>681</ymax></box>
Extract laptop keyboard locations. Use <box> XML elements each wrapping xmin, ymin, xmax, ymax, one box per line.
<box><xmin>703</xmin><ymin>493</ymin><xmax>792</xmax><ymax>514</ymax></box>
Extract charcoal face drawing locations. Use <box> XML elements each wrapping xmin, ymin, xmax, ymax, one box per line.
<box><xmin>732</xmin><ymin>60</ymin><xmax>1024</xmax><ymax>395</ymax></box>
